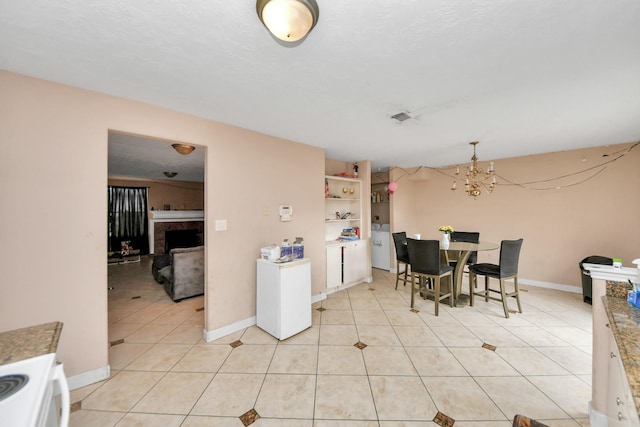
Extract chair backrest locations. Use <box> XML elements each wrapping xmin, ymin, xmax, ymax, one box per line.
<box><xmin>499</xmin><ymin>239</ymin><xmax>524</xmax><ymax>277</ymax></box>
<box><xmin>451</xmin><ymin>231</ymin><xmax>480</xmax><ymax>264</ymax></box>
<box><xmin>406</xmin><ymin>238</ymin><xmax>441</xmax><ymax>275</ymax></box>
<box><xmin>392</xmin><ymin>232</ymin><xmax>410</xmax><ymax>263</ymax></box>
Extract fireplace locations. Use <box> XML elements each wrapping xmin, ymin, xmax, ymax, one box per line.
<box><xmin>164</xmin><ymin>229</ymin><xmax>202</xmax><ymax>252</ymax></box>
<box><xmin>148</xmin><ymin>210</ymin><xmax>204</xmax><ymax>254</ymax></box>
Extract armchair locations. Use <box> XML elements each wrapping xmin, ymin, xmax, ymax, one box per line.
<box><xmin>157</xmin><ymin>245</ymin><xmax>205</xmax><ymax>302</ymax></box>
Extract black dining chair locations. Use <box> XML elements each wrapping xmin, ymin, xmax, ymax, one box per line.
<box><xmin>469</xmin><ymin>238</ymin><xmax>524</xmax><ymax>318</ymax></box>
<box><xmin>449</xmin><ymin>231</ymin><xmax>480</xmax><ymax>267</ymax></box>
<box><xmin>406</xmin><ymin>238</ymin><xmax>453</xmax><ymax>316</ymax></box>
<box><xmin>392</xmin><ymin>232</ymin><xmax>412</xmax><ymax>289</ymax></box>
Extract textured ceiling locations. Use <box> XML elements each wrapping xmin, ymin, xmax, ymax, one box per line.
<box><xmin>108</xmin><ymin>132</ymin><xmax>205</xmax><ymax>182</ymax></box>
<box><xmin>1</xmin><ymin>0</ymin><xmax>639</xmax><ymax>181</ymax></box>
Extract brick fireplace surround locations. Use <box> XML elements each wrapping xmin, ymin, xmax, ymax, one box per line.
<box><xmin>148</xmin><ymin>210</ymin><xmax>204</xmax><ymax>254</ymax></box>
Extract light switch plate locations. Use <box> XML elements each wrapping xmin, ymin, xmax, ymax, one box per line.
<box><xmin>215</xmin><ymin>219</ymin><xmax>227</xmax><ymax>231</ymax></box>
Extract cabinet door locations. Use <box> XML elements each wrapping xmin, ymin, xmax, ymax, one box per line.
<box><xmin>607</xmin><ymin>330</ymin><xmax>639</xmax><ymax>426</ymax></box>
<box><xmin>352</xmin><ymin>240</ymin><xmax>369</xmax><ymax>282</ymax></box>
<box><xmin>326</xmin><ymin>245</ymin><xmax>343</xmax><ymax>289</ymax></box>
<box><xmin>343</xmin><ymin>240</ymin><xmax>368</xmax><ymax>285</ymax></box>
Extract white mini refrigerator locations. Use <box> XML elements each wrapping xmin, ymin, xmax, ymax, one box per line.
<box><xmin>256</xmin><ymin>258</ymin><xmax>311</xmax><ymax>340</ymax></box>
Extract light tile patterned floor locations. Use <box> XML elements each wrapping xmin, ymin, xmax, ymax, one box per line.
<box><xmin>70</xmin><ymin>256</ymin><xmax>593</xmax><ymax>426</ymax></box>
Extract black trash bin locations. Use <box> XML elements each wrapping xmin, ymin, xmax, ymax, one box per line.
<box><xmin>579</xmin><ymin>255</ymin><xmax>613</xmax><ymax>304</ymax></box>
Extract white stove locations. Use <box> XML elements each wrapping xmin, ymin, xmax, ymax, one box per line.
<box><xmin>0</xmin><ymin>353</ymin><xmax>69</xmax><ymax>427</ymax></box>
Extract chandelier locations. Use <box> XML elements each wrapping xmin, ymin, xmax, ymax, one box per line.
<box><xmin>451</xmin><ymin>141</ymin><xmax>496</xmax><ymax>198</ymax></box>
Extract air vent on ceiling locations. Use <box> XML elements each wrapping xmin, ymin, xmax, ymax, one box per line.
<box><xmin>391</xmin><ymin>112</ymin><xmax>412</xmax><ymax>122</ymax></box>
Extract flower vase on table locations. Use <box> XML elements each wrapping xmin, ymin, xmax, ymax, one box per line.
<box><xmin>441</xmin><ymin>233</ymin><xmax>450</xmax><ymax>249</ymax></box>
<box><xmin>438</xmin><ymin>225</ymin><xmax>454</xmax><ymax>250</ymax></box>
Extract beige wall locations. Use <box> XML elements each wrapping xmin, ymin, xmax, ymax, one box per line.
<box><xmin>2</xmin><ymin>69</ymin><xmax>637</xmax><ymax>384</ymax></box>
<box><xmin>388</xmin><ymin>144</ymin><xmax>640</xmax><ymax>288</ymax></box>
<box><xmin>0</xmin><ymin>71</ymin><xmax>325</xmax><ymax>380</ymax></box>
<box><xmin>108</xmin><ymin>177</ymin><xmax>205</xmax><ymax>212</ymax></box>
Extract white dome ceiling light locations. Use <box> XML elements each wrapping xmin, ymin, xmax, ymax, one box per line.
<box><xmin>256</xmin><ymin>0</ymin><xmax>319</xmax><ymax>43</ymax></box>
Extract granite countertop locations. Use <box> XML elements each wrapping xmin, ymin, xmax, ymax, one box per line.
<box><xmin>604</xmin><ymin>281</ymin><xmax>640</xmax><ymax>418</ymax></box>
<box><xmin>0</xmin><ymin>321</ymin><xmax>63</xmax><ymax>365</ymax></box>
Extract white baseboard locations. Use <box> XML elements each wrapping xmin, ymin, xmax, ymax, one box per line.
<box><xmin>588</xmin><ymin>401</ymin><xmax>607</xmax><ymax>427</ymax></box>
<box><xmin>66</xmin><ymin>365</ymin><xmax>110</xmax><ymax>391</ymax></box>
<box><xmin>203</xmin><ymin>316</ymin><xmax>256</xmax><ymax>342</ymax></box>
<box><xmin>312</xmin><ymin>293</ymin><xmax>326</xmax><ymax>304</ymax></box>
<box><xmin>518</xmin><ymin>278</ymin><xmax>581</xmax><ymax>294</ymax></box>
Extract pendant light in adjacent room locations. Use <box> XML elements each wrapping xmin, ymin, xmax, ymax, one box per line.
<box><xmin>256</xmin><ymin>0</ymin><xmax>319</xmax><ymax>42</ymax></box>
<box><xmin>172</xmin><ymin>143</ymin><xmax>196</xmax><ymax>155</ymax></box>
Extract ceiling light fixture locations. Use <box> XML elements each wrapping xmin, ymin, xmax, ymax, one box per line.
<box><xmin>172</xmin><ymin>143</ymin><xmax>195</xmax><ymax>155</ymax></box>
<box><xmin>163</xmin><ymin>172</ymin><xmax>178</xmax><ymax>178</ymax></box>
<box><xmin>451</xmin><ymin>141</ymin><xmax>496</xmax><ymax>198</ymax></box>
<box><xmin>256</xmin><ymin>0</ymin><xmax>319</xmax><ymax>43</ymax></box>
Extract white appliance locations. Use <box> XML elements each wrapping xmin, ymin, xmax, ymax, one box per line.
<box><xmin>256</xmin><ymin>258</ymin><xmax>311</xmax><ymax>340</ymax></box>
<box><xmin>371</xmin><ymin>223</ymin><xmax>391</xmax><ymax>270</ymax></box>
<box><xmin>260</xmin><ymin>245</ymin><xmax>281</xmax><ymax>261</ymax></box>
<box><xmin>0</xmin><ymin>353</ymin><xmax>70</xmax><ymax>427</ymax></box>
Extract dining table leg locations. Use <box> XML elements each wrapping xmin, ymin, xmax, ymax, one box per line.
<box><xmin>451</xmin><ymin>250</ymin><xmax>473</xmax><ymax>307</ymax></box>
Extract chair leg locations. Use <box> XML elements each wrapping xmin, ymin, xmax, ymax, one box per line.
<box><xmin>469</xmin><ymin>272</ymin><xmax>475</xmax><ymax>306</ymax></box>
<box><xmin>514</xmin><ymin>276</ymin><xmax>522</xmax><ymax>313</ymax></box>
<box><xmin>448</xmin><ymin>275</ymin><xmax>454</xmax><ymax>308</ymax></box>
<box><xmin>484</xmin><ymin>276</ymin><xmax>490</xmax><ymax>302</ymax></box>
<box><xmin>499</xmin><ymin>278</ymin><xmax>510</xmax><ymax>318</ymax></box>
<box><xmin>410</xmin><ymin>273</ymin><xmax>417</xmax><ymax>308</ymax></box>
<box><xmin>396</xmin><ymin>263</ymin><xmax>410</xmax><ymax>290</ymax></box>
<box><xmin>434</xmin><ymin>277</ymin><xmax>440</xmax><ymax>317</ymax></box>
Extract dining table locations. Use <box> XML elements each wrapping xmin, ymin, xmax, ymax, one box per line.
<box><xmin>442</xmin><ymin>240</ymin><xmax>499</xmax><ymax>307</ymax></box>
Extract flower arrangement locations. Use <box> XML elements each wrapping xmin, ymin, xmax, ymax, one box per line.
<box><xmin>438</xmin><ymin>225</ymin><xmax>454</xmax><ymax>234</ymax></box>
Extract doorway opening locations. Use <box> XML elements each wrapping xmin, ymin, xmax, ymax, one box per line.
<box><xmin>106</xmin><ymin>130</ymin><xmax>206</xmax><ymax>355</ymax></box>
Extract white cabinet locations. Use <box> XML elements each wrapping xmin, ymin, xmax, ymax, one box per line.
<box><xmin>607</xmin><ymin>327</ymin><xmax>640</xmax><ymax>426</ymax></box>
<box><xmin>326</xmin><ymin>244</ymin><xmax>343</xmax><ymax>289</ymax></box>
<box><xmin>256</xmin><ymin>258</ymin><xmax>312</xmax><ymax>340</ymax></box>
<box><xmin>326</xmin><ymin>240</ymin><xmax>369</xmax><ymax>291</ymax></box>
<box><xmin>324</xmin><ymin>175</ymin><xmax>371</xmax><ymax>291</ymax></box>
<box><xmin>345</xmin><ymin>240</ymin><xmax>368</xmax><ymax>285</ymax></box>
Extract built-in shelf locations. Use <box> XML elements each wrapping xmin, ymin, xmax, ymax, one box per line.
<box><xmin>325</xmin><ymin>176</ymin><xmax>362</xmax><ymax>241</ymax></box>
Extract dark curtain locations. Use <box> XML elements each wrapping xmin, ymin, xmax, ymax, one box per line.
<box><xmin>108</xmin><ymin>186</ymin><xmax>149</xmax><ymax>254</ymax></box>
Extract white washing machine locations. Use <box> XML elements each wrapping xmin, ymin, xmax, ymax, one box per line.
<box><xmin>371</xmin><ymin>224</ymin><xmax>391</xmax><ymax>271</ymax></box>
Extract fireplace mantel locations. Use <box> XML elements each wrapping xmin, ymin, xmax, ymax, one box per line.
<box><xmin>149</xmin><ymin>210</ymin><xmax>204</xmax><ymax>220</ymax></box>
<box><xmin>148</xmin><ymin>210</ymin><xmax>205</xmax><ymax>254</ymax></box>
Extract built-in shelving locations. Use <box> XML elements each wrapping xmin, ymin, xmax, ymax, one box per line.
<box><xmin>324</xmin><ymin>175</ymin><xmax>369</xmax><ymax>291</ymax></box>
<box><xmin>371</xmin><ymin>181</ymin><xmax>390</xmax><ymax>224</ymax></box>
<box><xmin>324</xmin><ymin>175</ymin><xmax>362</xmax><ymax>242</ymax></box>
